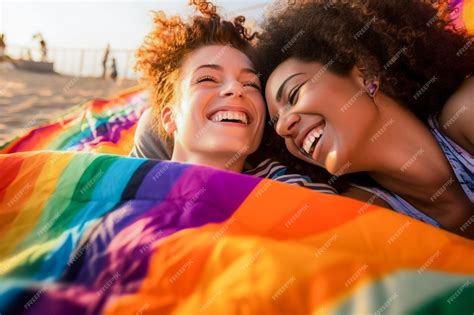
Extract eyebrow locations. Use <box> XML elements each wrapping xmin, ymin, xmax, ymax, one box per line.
<box><xmin>276</xmin><ymin>73</ymin><xmax>304</xmax><ymax>102</ymax></box>
<box><xmin>193</xmin><ymin>64</ymin><xmax>259</xmax><ymax>77</ymax></box>
<box><xmin>193</xmin><ymin>64</ymin><xmax>223</xmax><ymax>74</ymax></box>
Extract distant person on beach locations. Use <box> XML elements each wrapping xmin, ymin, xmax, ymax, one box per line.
<box><xmin>0</xmin><ymin>33</ymin><xmax>6</xmax><ymax>58</ymax></box>
<box><xmin>40</xmin><ymin>39</ymin><xmax>47</xmax><ymax>61</ymax></box>
<box><xmin>102</xmin><ymin>44</ymin><xmax>110</xmax><ymax>79</ymax></box>
<box><xmin>33</xmin><ymin>33</ymin><xmax>48</xmax><ymax>62</ymax></box>
<box><xmin>0</xmin><ymin>33</ymin><xmax>15</xmax><ymax>68</ymax></box>
<box><xmin>110</xmin><ymin>58</ymin><xmax>118</xmax><ymax>81</ymax></box>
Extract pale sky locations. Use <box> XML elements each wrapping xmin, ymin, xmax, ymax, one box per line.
<box><xmin>1</xmin><ymin>0</ymin><xmax>270</xmax><ymax>50</ymax></box>
<box><xmin>0</xmin><ymin>1</ymin><xmax>270</xmax><ymax>77</ymax></box>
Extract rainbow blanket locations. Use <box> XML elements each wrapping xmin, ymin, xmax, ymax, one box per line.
<box><xmin>1</xmin><ymin>88</ymin><xmax>474</xmax><ymax>314</ymax></box>
<box><xmin>1</xmin><ymin>151</ymin><xmax>474</xmax><ymax>314</ymax></box>
<box><xmin>0</xmin><ymin>86</ymin><xmax>147</xmax><ymax>155</ymax></box>
<box><xmin>453</xmin><ymin>0</ymin><xmax>474</xmax><ymax>33</ymax></box>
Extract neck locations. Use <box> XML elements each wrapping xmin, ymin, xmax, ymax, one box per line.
<box><xmin>358</xmin><ymin>95</ymin><xmax>459</xmax><ymax>206</ymax></box>
<box><xmin>353</xmin><ymin>95</ymin><xmax>474</xmax><ymax>238</ymax></box>
<box><xmin>171</xmin><ymin>149</ymin><xmax>246</xmax><ymax>173</ymax></box>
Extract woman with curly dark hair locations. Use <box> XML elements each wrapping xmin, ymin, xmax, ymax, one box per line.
<box><xmin>130</xmin><ymin>0</ymin><xmax>338</xmax><ymax>194</ymax></box>
<box><xmin>257</xmin><ymin>0</ymin><xmax>474</xmax><ymax>238</ymax></box>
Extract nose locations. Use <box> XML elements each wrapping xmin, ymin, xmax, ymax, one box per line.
<box><xmin>275</xmin><ymin>109</ymin><xmax>300</xmax><ymax>138</ymax></box>
<box><xmin>220</xmin><ymin>79</ymin><xmax>244</xmax><ymax>98</ymax></box>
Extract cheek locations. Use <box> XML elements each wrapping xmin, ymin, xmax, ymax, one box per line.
<box><xmin>251</xmin><ymin>93</ymin><xmax>266</xmax><ymax>112</ymax></box>
<box><xmin>284</xmin><ymin>139</ymin><xmax>301</xmax><ymax>158</ymax></box>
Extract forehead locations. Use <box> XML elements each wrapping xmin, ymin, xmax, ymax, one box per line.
<box><xmin>181</xmin><ymin>45</ymin><xmax>254</xmax><ymax>75</ymax></box>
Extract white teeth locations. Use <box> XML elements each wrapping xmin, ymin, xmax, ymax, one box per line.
<box><xmin>302</xmin><ymin>124</ymin><xmax>325</xmax><ymax>154</ymax></box>
<box><xmin>209</xmin><ymin>110</ymin><xmax>249</xmax><ymax>125</ymax></box>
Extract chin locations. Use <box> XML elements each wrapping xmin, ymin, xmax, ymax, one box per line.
<box><xmin>324</xmin><ymin>150</ymin><xmax>354</xmax><ymax>176</ymax></box>
<box><xmin>207</xmin><ymin>138</ymin><xmax>253</xmax><ymax>155</ymax></box>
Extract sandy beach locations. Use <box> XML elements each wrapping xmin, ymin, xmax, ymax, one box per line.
<box><xmin>0</xmin><ymin>68</ymin><xmax>137</xmax><ymax>144</ymax></box>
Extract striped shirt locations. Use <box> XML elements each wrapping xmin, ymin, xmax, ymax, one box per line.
<box><xmin>246</xmin><ymin>158</ymin><xmax>337</xmax><ymax>195</ymax></box>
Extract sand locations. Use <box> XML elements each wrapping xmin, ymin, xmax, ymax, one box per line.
<box><xmin>0</xmin><ymin>68</ymin><xmax>137</xmax><ymax>144</ymax></box>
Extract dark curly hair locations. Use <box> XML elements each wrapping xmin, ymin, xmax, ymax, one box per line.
<box><xmin>257</xmin><ymin>0</ymin><xmax>473</xmax><ymax>117</ymax></box>
<box><xmin>253</xmin><ymin>0</ymin><xmax>474</xmax><ymax>191</ymax></box>
<box><xmin>134</xmin><ymin>0</ymin><xmax>258</xmax><ymax>151</ymax></box>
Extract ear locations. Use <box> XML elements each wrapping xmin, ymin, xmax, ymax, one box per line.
<box><xmin>161</xmin><ymin>106</ymin><xmax>177</xmax><ymax>134</ymax></box>
<box><xmin>353</xmin><ymin>66</ymin><xmax>380</xmax><ymax>97</ymax></box>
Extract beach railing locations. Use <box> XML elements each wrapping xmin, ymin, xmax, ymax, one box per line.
<box><xmin>7</xmin><ymin>45</ymin><xmax>137</xmax><ymax>79</ymax></box>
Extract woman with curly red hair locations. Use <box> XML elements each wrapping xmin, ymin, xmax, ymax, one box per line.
<box><xmin>130</xmin><ymin>0</ymin><xmax>338</xmax><ymax>194</ymax></box>
<box><xmin>257</xmin><ymin>0</ymin><xmax>474</xmax><ymax>237</ymax></box>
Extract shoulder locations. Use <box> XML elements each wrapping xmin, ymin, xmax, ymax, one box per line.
<box><xmin>129</xmin><ymin>108</ymin><xmax>171</xmax><ymax>159</ymax></box>
<box><xmin>438</xmin><ymin>76</ymin><xmax>474</xmax><ymax>154</ymax></box>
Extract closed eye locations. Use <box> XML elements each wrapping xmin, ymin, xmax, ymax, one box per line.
<box><xmin>243</xmin><ymin>81</ymin><xmax>261</xmax><ymax>90</ymax></box>
<box><xmin>288</xmin><ymin>80</ymin><xmax>307</xmax><ymax>105</ymax></box>
<box><xmin>196</xmin><ymin>75</ymin><xmax>218</xmax><ymax>83</ymax></box>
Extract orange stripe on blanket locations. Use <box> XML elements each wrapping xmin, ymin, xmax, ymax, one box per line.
<box><xmin>463</xmin><ymin>0</ymin><xmax>474</xmax><ymax>33</ymax></box>
<box><xmin>0</xmin><ymin>154</ymin><xmax>25</xmax><ymax>202</ymax></box>
<box><xmin>221</xmin><ymin>179</ymin><xmax>382</xmax><ymax>239</ymax></box>
<box><xmin>0</xmin><ymin>153</ymin><xmax>47</xmax><ymax>235</ymax></box>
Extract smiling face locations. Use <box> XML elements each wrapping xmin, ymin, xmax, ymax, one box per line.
<box><xmin>265</xmin><ymin>58</ymin><xmax>382</xmax><ymax>175</ymax></box>
<box><xmin>164</xmin><ymin>45</ymin><xmax>265</xmax><ymax>165</ymax></box>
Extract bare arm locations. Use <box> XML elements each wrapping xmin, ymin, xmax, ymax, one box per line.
<box><xmin>438</xmin><ymin>76</ymin><xmax>474</xmax><ymax>155</ymax></box>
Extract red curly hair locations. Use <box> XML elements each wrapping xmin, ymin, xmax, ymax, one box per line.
<box><xmin>134</xmin><ymin>0</ymin><xmax>258</xmax><ymax>151</ymax></box>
